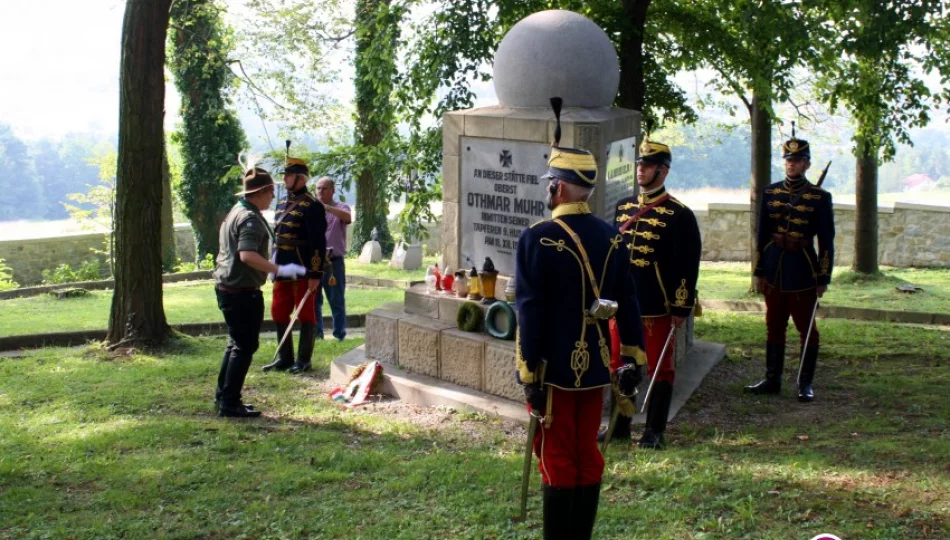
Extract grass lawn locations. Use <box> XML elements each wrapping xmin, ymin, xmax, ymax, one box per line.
<box><xmin>0</xmin><ymin>281</ymin><xmax>403</xmax><ymax>337</ymax></box>
<box><xmin>1</xmin><ymin>313</ymin><xmax>949</xmax><ymax>538</ymax></box>
<box><xmin>700</xmin><ymin>262</ymin><xmax>950</xmax><ymax>314</ymax></box>
<box><xmin>343</xmin><ymin>255</ymin><xmax>439</xmax><ymax>281</ymax></box>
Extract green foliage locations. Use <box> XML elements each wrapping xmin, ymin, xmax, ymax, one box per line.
<box><xmin>808</xmin><ymin>0</ymin><xmax>950</xmax><ymax>162</ymax></box>
<box><xmin>173</xmin><ymin>253</ymin><xmax>216</xmax><ymax>273</ymax></box>
<box><xmin>660</xmin><ymin>0</ymin><xmax>815</xmax><ymax>120</ymax></box>
<box><xmin>168</xmin><ymin>0</ymin><xmax>248</xmax><ymax>260</ymax></box>
<box><xmin>41</xmin><ymin>261</ymin><xmax>103</xmax><ymax>285</ymax></box>
<box><xmin>0</xmin><ymin>258</ymin><xmax>19</xmax><ymax>291</ymax></box>
<box><xmin>236</xmin><ymin>0</ymin><xmax>350</xmax><ymax>131</ymax></box>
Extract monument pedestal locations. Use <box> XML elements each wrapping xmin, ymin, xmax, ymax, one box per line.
<box><xmin>333</xmin><ymin>10</ymin><xmax>723</xmax><ymax>424</ymax></box>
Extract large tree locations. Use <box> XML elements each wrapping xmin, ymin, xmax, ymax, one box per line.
<box><xmin>659</xmin><ymin>0</ymin><xmax>815</xmax><ymax>281</ymax></box>
<box><xmin>809</xmin><ymin>0</ymin><xmax>950</xmax><ymax>274</ymax></box>
<box><xmin>107</xmin><ymin>0</ymin><xmax>174</xmax><ymax>347</ymax></box>
<box><xmin>168</xmin><ymin>0</ymin><xmax>247</xmax><ymax>260</ymax></box>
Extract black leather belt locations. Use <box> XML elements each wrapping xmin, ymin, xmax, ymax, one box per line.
<box><xmin>216</xmin><ymin>284</ymin><xmax>260</xmax><ymax>292</ymax></box>
<box><xmin>772</xmin><ymin>233</ymin><xmax>805</xmax><ymax>252</ymax></box>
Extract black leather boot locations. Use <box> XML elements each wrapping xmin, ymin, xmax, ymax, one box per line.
<box><xmin>542</xmin><ymin>484</ymin><xmax>574</xmax><ymax>540</ymax></box>
<box><xmin>289</xmin><ymin>322</ymin><xmax>315</xmax><ymax>374</ymax></box>
<box><xmin>639</xmin><ymin>381</ymin><xmax>672</xmax><ymax>449</ymax></box>
<box><xmin>798</xmin><ymin>346</ymin><xmax>818</xmax><ymax>402</ymax></box>
<box><xmin>262</xmin><ymin>324</ymin><xmax>295</xmax><ymax>372</ymax></box>
<box><xmin>745</xmin><ymin>343</ymin><xmax>785</xmax><ymax>394</ymax></box>
<box><xmin>596</xmin><ymin>395</ymin><xmax>632</xmax><ymax>444</ymax></box>
<box><xmin>572</xmin><ymin>483</ymin><xmax>602</xmax><ymax>540</ymax></box>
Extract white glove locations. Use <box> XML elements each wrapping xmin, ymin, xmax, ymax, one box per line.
<box><xmin>276</xmin><ymin>263</ymin><xmax>307</xmax><ymax>279</ymax></box>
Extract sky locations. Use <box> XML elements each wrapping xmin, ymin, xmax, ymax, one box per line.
<box><xmin>0</xmin><ymin>0</ymin><xmax>131</xmax><ymax>139</ymax></box>
<box><xmin>1</xmin><ymin>1</ymin><xmax>945</xmax><ymax>146</ymax></box>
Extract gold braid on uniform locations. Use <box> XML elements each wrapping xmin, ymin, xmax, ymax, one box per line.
<box><xmin>674</xmin><ymin>279</ymin><xmax>689</xmax><ymax>307</ymax></box>
<box><xmin>540</xmin><ymin>237</ymin><xmax>589</xmax><ymax>387</ymax></box>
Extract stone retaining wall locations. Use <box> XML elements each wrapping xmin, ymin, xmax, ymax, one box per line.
<box><xmin>4</xmin><ymin>201</ymin><xmax>946</xmax><ymax>286</ymax></box>
<box><xmin>0</xmin><ymin>224</ymin><xmax>196</xmax><ymax>285</ymax></box>
<box><xmin>697</xmin><ymin>201</ymin><xmax>950</xmax><ymax>267</ymax></box>
<box><xmin>0</xmin><ymin>218</ymin><xmax>439</xmax><ymax>286</ymax></box>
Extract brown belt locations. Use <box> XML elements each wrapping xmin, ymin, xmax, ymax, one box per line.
<box><xmin>216</xmin><ymin>284</ymin><xmax>260</xmax><ymax>293</ymax></box>
<box><xmin>772</xmin><ymin>233</ymin><xmax>805</xmax><ymax>252</ymax></box>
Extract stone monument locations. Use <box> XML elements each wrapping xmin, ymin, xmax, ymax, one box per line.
<box><xmin>389</xmin><ymin>241</ymin><xmax>423</xmax><ymax>271</ymax></box>
<box><xmin>332</xmin><ymin>10</ymin><xmax>722</xmax><ymax>423</ymax></box>
<box><xmin>358</xmin><ymin>227</ymin><xmax>383</xmax><ymax>263</ymax></box>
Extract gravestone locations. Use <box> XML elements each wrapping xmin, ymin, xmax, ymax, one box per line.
<box><xmin>358</xmin><ymin>227</ymin><xmax>383</xmax><ymax>263</ymax></box>
<box><xmin>389</xmin><ymin>241</ymin><xmax>423</xmax><ymax>271</ymax></box>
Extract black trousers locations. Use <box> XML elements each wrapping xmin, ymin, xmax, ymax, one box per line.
<box><xmin>215</xmin><ymin>288</ymin><xmax>264</xmax><ymax>408</ymax></box>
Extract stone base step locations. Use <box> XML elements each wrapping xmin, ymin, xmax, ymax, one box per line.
<box><xmin>331</xmin><ymin>345</ymin><xmax>528</xmax><ymax>424</ymax></box>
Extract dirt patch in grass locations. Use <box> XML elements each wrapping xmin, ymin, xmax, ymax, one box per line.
<box><xmin>674</xmin><ymin>347</ymin><xmax>863</xmax><ymax>436</ymax></box>
<box><xmin>250</xmin><ymin>374</ymin><xmax>528</xmax><ymax>447</ymax></box>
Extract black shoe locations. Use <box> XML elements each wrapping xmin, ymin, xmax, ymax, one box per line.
<box><xmin>290</xmin><ymin>323</ymin><xmax>315</xmax><ymax>374</ymax></box>
<box><xmin>262</xmin><ymin>357</ymin><xmax>294</xmax><ymax>372</ymax></box>
<box><xmin>638</xmin><ymin>428</ymin><xmax>665</xmax><ymax>449</ymax></box>
<box><xmin>745</xmin><ymin>343</ymin><xmax>785</xmax><ymax>394</ymax></box>
<box><xmin>216</xmin><ymin>398</ymin><xmax>256</xmax><ymax>411</ymax></box>
<box><xmin>797</xmin><ymin>346</ymin><xmax>818</xmax><ymax>402</ymax></box>
<box><xmin>264</xmin><ymin>324</ymin><xmax>295</xmax><ymax>372</ymax></box>
<box><xmin>218</xmin><ymin>404</ymin><xmax>262</xmax><ymax>418</ymax></box>
<box><xmin>744</xmin><ymin>378</ymin><xmax>782</xmax><ymax>394</ymax></box>
<box><xmin>597</xmin><ymin>414</ymin><xmax>632</xmax><ymax>443</ymax></box>
<box><xmin>288</xmin><ymin>362</ymin><xmax>312</xmax><ymax>374</ymax></box>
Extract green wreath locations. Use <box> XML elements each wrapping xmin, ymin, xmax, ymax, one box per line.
<box><xmin>485</xmin><ymin>301</ymin><xmax>517</xmax><ymax>340</ymax></box>
<box><xmin>456</xmin><ymin>301</ymin><xmax>483</xmax><ymax>332</ymax></box>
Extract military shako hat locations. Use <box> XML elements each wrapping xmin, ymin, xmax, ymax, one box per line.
<box><xmin>782</xmin><ymin>121</ymin><xmax>811</xmax><ymax>159</ymax></box>
<box><xmin>280</xmin><ymin>140</ymin><xmax>310</xmax><ymax>175</ymax></box>
<box><xmin>637</xmin><ymin>139</ymin><xmax>672</xmax><ymax>167</ymax></box>
<box><xmin>541</xmin><ymin>97</ymin><xmax>598</xmax><ymax>187</ymax></box>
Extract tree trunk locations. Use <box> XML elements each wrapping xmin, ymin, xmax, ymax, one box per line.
<box><xmin>749</xmin><ymin>93</ymin><xmax>772</xmax><ymax>289</ymax></box>
<box><xmin>161</xmin><ymin>140</ymin><xmax>176</xmax><ymax>272</ymax></box>
<box><xmin>352</xmin><ymin>0</ymin><xmax>396</xmax><ymax>256</ymax></box>
<box><xmin>853</xmin><ymin>139</ymin><xmax>879</xmax><ymax>274</ymax></box>
<box><xmin>617</xmin><ymin>0</ymin><xmax>650</xmax><ymax>112</ymax></box>
<box><xmin>108</xmin><ymin>0</ymin><xmax>173</xmax><ymax>347</ymax></box>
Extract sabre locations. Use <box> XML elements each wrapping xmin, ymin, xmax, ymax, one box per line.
<box><xmin>816</xmin><ymin>160</ymin><xmax>832</xmax><ymax>187</ymax></box>
<box><xmin>515</xmin><ymin>363</ymin><xmax>546</xmax><ymax>522</ymax></box>
<box><xmin>600</xmin><ymin>384</ymin><xmax>637</xmax><ymax>454</ymax></box>
<box><xmin>516</xmin><ymin>410</ymin><xmax>541</xmax><ymax>521</ymax></box>
<box><xmin>797</xmin><ymin>296</ymin><xmax>820</xmax><ymax>386</ymax></box>
<box><xmin>270</xmin><ymin>287</ymin><xmax>312</xmax><ymax>363</ymax></box>
<box><xmin>639</xmin><ymin>325</ymin><xmax>677</xmax><ymax>415</ymax></box>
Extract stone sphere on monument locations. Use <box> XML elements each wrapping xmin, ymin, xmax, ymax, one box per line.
<box><xmin>492</xmin><ymin>9</ymin><xmax>620</xmax><ymax>108</ymax></box>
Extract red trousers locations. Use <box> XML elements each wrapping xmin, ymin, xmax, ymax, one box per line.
<box><xmin>271</xmin><ymin>280</ymin><xmax>317</xmax><ymax>325</ymax></box>
<box><xmin>531</xmin><ymin>387</ymin><xmax>604</xmax><ymax>487</ymax></box>
<box><xmin>609</xmin><ymin>317</ymin><xmax>676</xmax><ymax>384</ymax></box>
<box><xmin>765</xmin><ymin>288</ymin><xmax>819</xmax><ymax>346</ymax></box>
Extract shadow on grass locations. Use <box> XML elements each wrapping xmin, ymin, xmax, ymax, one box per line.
<box><xmin>2</xmin><ymin>318</ymin><xmax>950</xmax><ymax>539</ymax></box>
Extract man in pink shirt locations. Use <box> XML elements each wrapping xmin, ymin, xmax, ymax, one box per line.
<box><xmin>314</xmin><ymin>177</ymin><xmax>352</xmax><ymax>341</ymax></box>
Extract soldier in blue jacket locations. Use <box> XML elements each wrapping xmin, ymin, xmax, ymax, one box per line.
<box><xmin>746</xmin><ymin>135</ymin><xmax>835</xmax><ymax>402</ymax></box>
<box><xmin>515</xmin><ymin>99</ymin><xmax>647</xmax><ymax>540</ymax></box>
<box><xmin>608</xmin><ymin>139</ymin><xmax>702</xmax><ymax>449</ymax></box>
